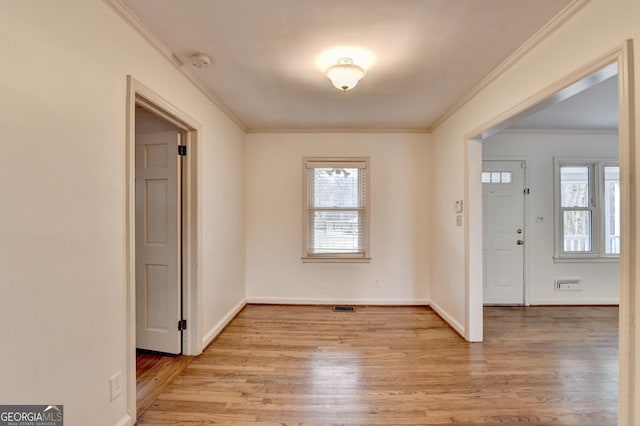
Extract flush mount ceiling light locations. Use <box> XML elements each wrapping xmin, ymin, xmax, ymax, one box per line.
<box><xmin>325</xmin><ymin>57</ymin><xmax>366</xmax><ymax>92</ymax></box>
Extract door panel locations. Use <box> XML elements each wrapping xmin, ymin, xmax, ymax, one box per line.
<box><xmin>483</xmin><ymin>160</ymin><xmax>525</xmax><ymax>305</ymax></box>
<box><xmin>135</xmin><ymin>131</ymin><xmax>182</xmax><ymax>354</ymax></box>
<box><xmin>145</xmin><ymin>179</ymin><xmax>168</xmax><ymax>245</ymax></box>
<box><xmin>144</xmin><ymin>264</ymin><xmax>170</xmax><ymax>330</ymax></box>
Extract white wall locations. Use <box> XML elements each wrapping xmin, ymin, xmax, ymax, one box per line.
<box><xmin>0</xmin><ymin>1</ymin><xmax>245</xmax><ymax>425</ymax></box>
<box><xmin>484</xmin><ymin>131</ymin><xmax>619</xmax><ymax>304</ymax></box>
<box><xmin>246</xmin><ymin>133</ymin><xmax>431</xmax><ymax>305</ymax></box>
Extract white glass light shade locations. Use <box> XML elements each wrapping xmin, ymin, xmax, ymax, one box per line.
<box><xmin>325</xmin><ymin>58</ymin><xmax>366</xmax><ymax>92</ymax></box>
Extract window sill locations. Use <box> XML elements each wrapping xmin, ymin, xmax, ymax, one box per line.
<box><xmin>301</xmin><ymin>256</ymin><xmax>372</xmax><ymax>263</ymax></box>
<box><xmin>553</xmin><ymin>256</ymin><xmax>619</xmax><ymax>264</ymax></box>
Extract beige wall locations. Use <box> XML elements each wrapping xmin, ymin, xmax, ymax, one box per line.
<box><xmin>245</xmin><ymin>133</ymin><xmax>431</xmax><ymax>305</ymax></box>
<box><xmin>0</xmin><ymin>1</ymin><xmax>245</xmax><ymax>425</ymax></box>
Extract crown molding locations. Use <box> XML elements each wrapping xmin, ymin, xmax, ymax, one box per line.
<box><xmin>103</xmin><ymin>0</ymin><xmax>248</xmax><ymax>132</ymax></box>
<box><xmin>246</xmin><ymin>127</ymin><xmax>430</xmax><ymax>134</ymax></box>
<box><xmin>427</xmin><ymin>0</ymin><xmax>591</xmax><ymax>132</ymax></box>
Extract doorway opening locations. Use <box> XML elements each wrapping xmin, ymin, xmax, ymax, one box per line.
<box><xmin>125</xmin><ymin>76</ymin><xmax>202</xmax><ymax>422</ymax></box>
<box><xmin>464</xmin><ymin>43</ymin><xmax>635</xmax><ymax>423</ymax></box>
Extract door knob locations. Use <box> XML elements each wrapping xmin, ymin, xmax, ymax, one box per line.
<box><xmin>517</xmin><ymin>240</ymin><xmax>524</xmax><ymax>245</ymax></box>
<box><xmin>517</xmin><ymin>228</ymin><xmax>522</xmax><ymax>234</ymax></box>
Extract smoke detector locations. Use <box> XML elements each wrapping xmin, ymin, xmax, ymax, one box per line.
<box><xmin>189</xmin><ymin>53</ymin><xmax>211</xmax><ymax>69</ymax></box>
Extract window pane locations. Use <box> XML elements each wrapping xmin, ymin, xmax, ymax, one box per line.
<box><xmin>309</xmin><ymin>210</ymin><xmax>363</xmax><ymax>254</ymax></box>
<box><xmin>563</xmin><ymin>210</ymin><xmax>592</xmax><ymax>252</ymax></box>
<box><xmin>491</xmin><ymin>172</ymin><xmax>500</xmax><ymax>183</ymax></box>
<box><xmin>312</xmin><ymin>168</ymin><xmax>361</xmax><ymax>208</ymax></box>
<box><xmin>560</xmin><ymin>166</ymin><xmax>589</xmax><ymax>207</ymax></box>
<box><xmin>604</xmin><ymin>166</ymin><xmax>620</xmax><ymax>255</ymax></box>
<box><xmin>481</xmin><ymin>172</ymin><xmax>491</xmax><ymax>183</ymax></box>
<box><xmin>501</xmin><ymin>172</ymin><xmax>512</xmax><ymax>183</ymax></box>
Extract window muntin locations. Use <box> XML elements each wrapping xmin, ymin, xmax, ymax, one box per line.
<box><xmin>555</xmin><ymin>158</ymin><xmax>619</xmax><ymax>260</ymax></box>
<box><xmin>303</xmin><ymin>158</ymin><xmax>370</xmax><ymax>261</ymax></box>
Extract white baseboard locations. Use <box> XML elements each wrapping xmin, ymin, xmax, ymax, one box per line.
<box><xmin>114</xmin><ymin>414</ymin><xmax>132</xmax><ymax>426</ymax></box>
<box><xmin>429</xmin><ymin>299</ymin><xmax>465</xmax><ymax>338</ymax></box>
<box><xmin>246</xmin><ymin>296</ymin><xmax>430</xmax><ymax>306</ymax></box>
<box><xmin>528</xmin><ymin>298</ymin><xmax>619</xmax><ymax>305</ymax></box>
<box><xmin>202</xmin><ymin>299</ymin><xmax>247</xmax><ymax>349</ymax></box>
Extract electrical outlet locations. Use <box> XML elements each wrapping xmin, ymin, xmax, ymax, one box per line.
<box><xmin>456</xmin><ymin>215</ymin><xmax>462</xmax><ymax>226</ymax></box>
<box><xmin>110</xmin><ymin>371</ymin><xmax>122</xmax><ymax>401</ymax></box>
<box><xmin>373</xmin><ymin>278</ymin><xmax>381</xmax><ymax>288</ymax></box>
<box><xmin>322</xmin><ymin>283</ymin><xmax>329</xmax><ymax>294</ymax></box>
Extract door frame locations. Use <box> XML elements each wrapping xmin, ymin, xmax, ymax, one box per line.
<box><xmin>464</xmin><ymin>41</ymin><xmax>636</xmax><ymax>424</ymax></box>
<box><xmin>125</xmin><ymin>76</ymin><xmax>203</xmax><ymax>420</ymax></box>
<box><xmin>481</xmin><ymin>158</ymin><xmax>527</xmax><ymax>306</ymax></box>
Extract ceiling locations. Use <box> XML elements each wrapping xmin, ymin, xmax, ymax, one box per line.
<box><xmin>507</xmin><ymin>75</ymin><xmax>618</xmax><ymax>131</ymax></box>
<box><xmin>116</xmin><ymin>0</ymin><xmax>574</xmax><ymax>132</ymax></box>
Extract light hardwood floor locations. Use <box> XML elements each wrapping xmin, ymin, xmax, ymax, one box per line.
<box><xmin>137</xmin><ymin>351</ymin><xmax>193</xmax><ymax>418</ymax></box>
<box><xmin>137</xmin><ymin>305</ymin><xmax>618</xmax><ymax>425</ymax></box>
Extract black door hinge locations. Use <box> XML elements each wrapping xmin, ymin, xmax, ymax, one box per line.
<box><xmin>178</xmin><ymin>145</ymin><xmax>187</xmax><ymax>156</ymax></box>
<box><xmin>524</xmin><ymin>188</ymin><xmax>530</xmax><ymax>195</ymax></box>
<box><xmin>178</xmin><ymin>319</ymin><xmax>187</xmax><ymax>331</ymax></box>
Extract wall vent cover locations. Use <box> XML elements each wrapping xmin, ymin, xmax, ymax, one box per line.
<box><xmin>555</xmin><ymin>278</ymin><xmax>581</xmax><ymax>291</ymax></box>
<box><xmin>333</xmin><ymin>306</ymin><xmax>356</xmax><ymax>312</ymax></box>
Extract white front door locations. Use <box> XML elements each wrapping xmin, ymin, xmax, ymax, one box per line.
<box><xmin>135</xmin><ymin>131</ymin><xmax>182</xmax><ymax>354</ymax></box>
<box><xmin>483</xmin><ymin>160</ymin><xmax>525</xmax><ymax>305</ymax></box>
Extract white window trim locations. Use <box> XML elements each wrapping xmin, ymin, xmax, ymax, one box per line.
<box><xmin>553</xmin><ymin>157</ymin><xmax>620</xmax><ymax>263</ymax></box>
<box><xmin>302</xmin><ymin>157</ymin><xmax>371</xmax><ymax>263</ymax></box>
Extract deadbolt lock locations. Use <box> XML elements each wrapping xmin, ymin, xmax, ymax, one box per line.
<box><xmin>517</xmin><ymin>240</ymin><xmax>524</xmax><ymax>245</ymax></box>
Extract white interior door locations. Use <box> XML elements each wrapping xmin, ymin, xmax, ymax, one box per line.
<box><xmin>483</xmin><ymin>160</ymin><xmax>525</xmax><ymax>305</ymax></box>
<box><xmin>135</xmin><ymin>131</ymin><xmax>182</xmax><ymax>354</ymax></box>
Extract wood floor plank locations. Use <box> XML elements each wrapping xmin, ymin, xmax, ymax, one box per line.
<box><xmin>137</xmin><ymin>305</ymin><xmax>618</xmax><ymax>425</ymax></box>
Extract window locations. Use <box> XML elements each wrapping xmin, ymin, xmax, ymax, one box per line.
<box><xmin>555</xmin><ymin>158</ymin><xmax>620</xmax><ymax>260</ymax></box>
<box><xmin>303</xmin><ymin>158</ymin><xmax>370</xmax><ymax>262</ymax></box>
